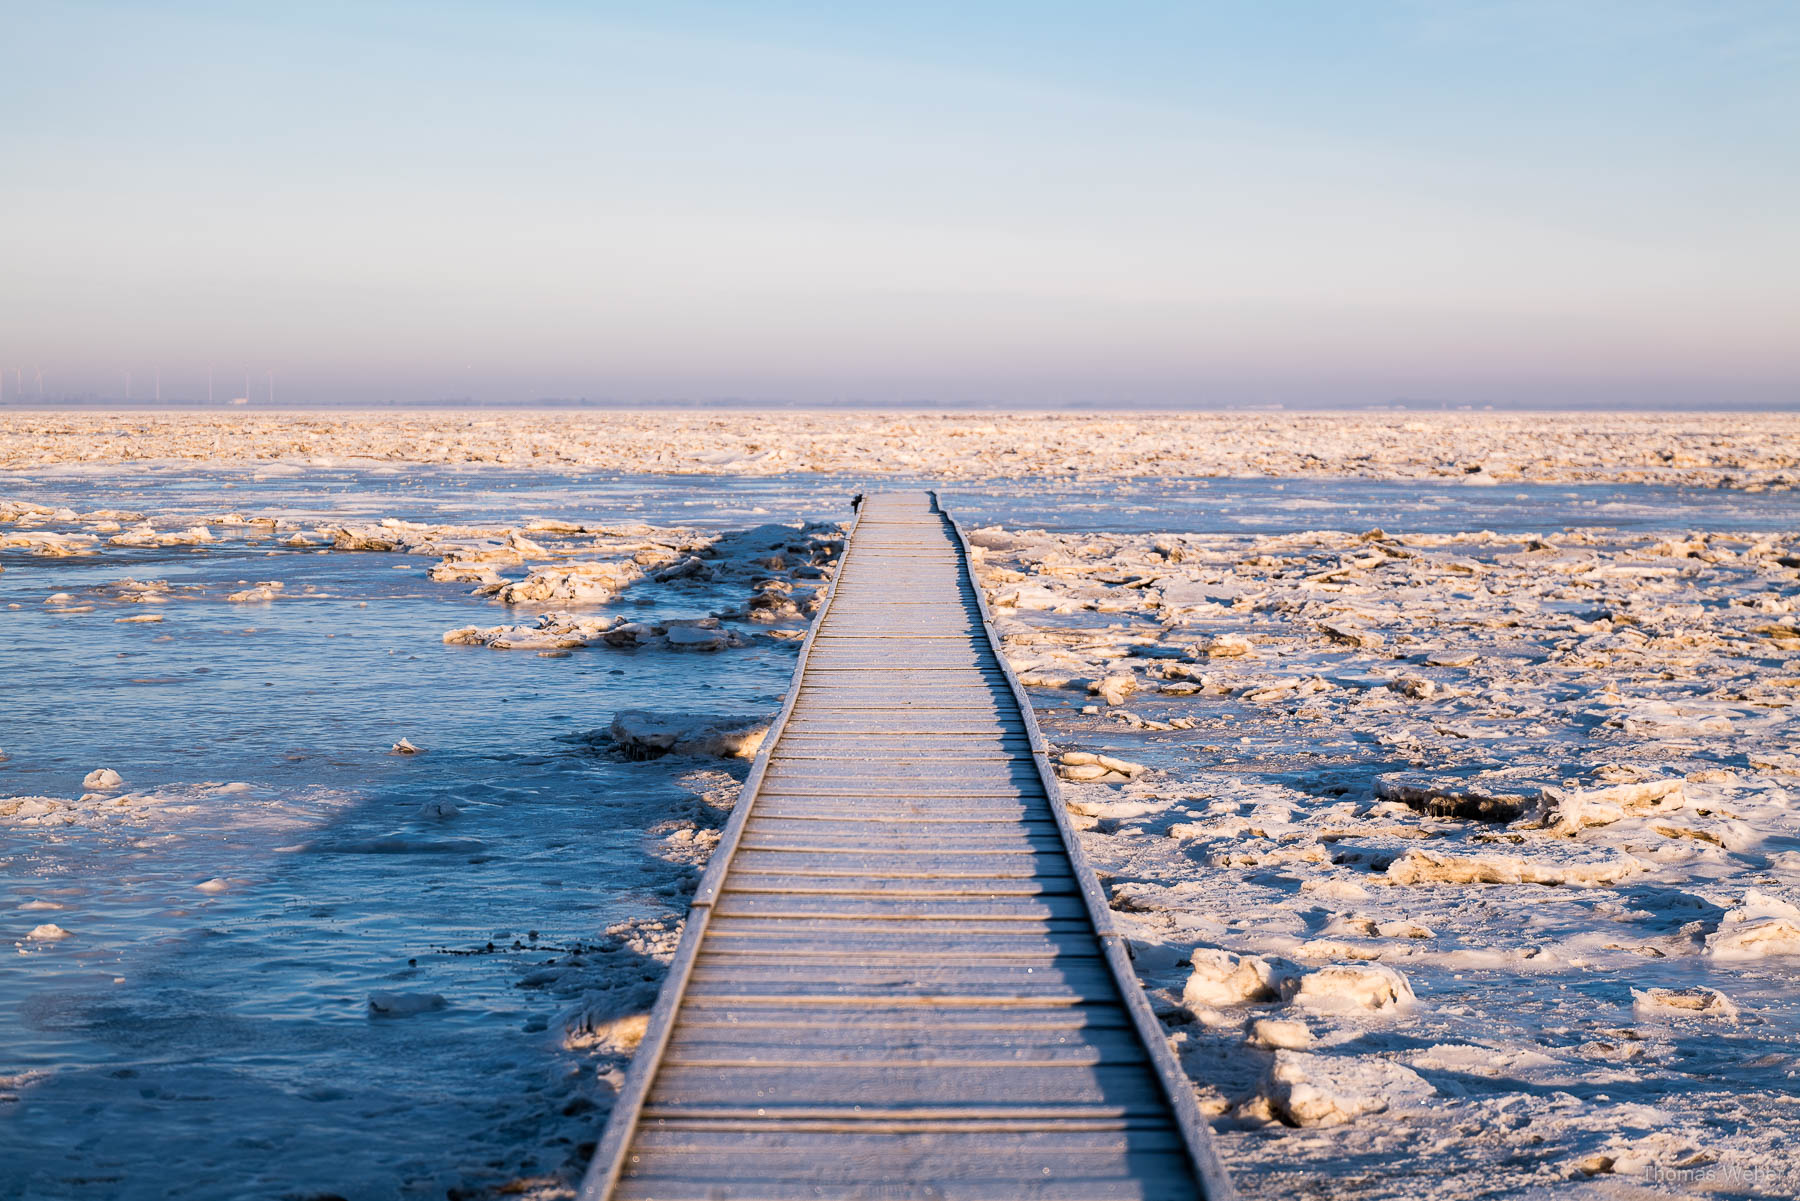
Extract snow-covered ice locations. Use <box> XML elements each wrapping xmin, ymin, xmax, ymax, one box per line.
<box><xmin>3</xmin><ymin>411</ymin><xmax>1797</xmax><ymax>1199</ymax></box>
<box><xmin>967</xmin><ymin>510</ymin><xmax>1800</xmax><ymax>1198</ymax></box>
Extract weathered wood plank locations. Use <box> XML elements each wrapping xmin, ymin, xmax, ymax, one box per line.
<box><xmin>660</xmin><ymin>1023</ymin><xmax>1151</xmax><ymax>1064</ymax></box>
<box><xmin>709</xmin><ymin>893</ymin><xmax>1096</xmax><ymax>920</ymax></box>
<box><xmin>697</xmin><ymin>936</ymin><xmax>1103</xmax><ymax>958</ymax></box>
<box><xmin>647</xmin><ymin>1062</ymin><xmax>1175</xmax><ymax>1109</ymax></box>
<box><xmin>728</xmin><ymin>849</ymin><xmax>1073</xmax><ymax>875</ymax></box>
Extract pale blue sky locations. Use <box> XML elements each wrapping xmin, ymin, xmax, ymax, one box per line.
<box><xmin>3</xmin><ymin>1</ymin><xmax>1796</xmax><ymax>406</ymax></box>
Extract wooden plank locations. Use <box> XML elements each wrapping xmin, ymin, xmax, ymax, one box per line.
<box><xmin>719</xmin><ymin>874</ymin><xmax>1080</xmax><ymax>896</ymax></box>
<box><xmin>709</xmin><ymin>887</ymin><xmax>1094</xmax><ymax>922</ymax></box>
<box><xmin>781</xmin><ymin>718</ymin><xmax>1027</xmax><ymax>733</ymax></box>
<box><xmin>698</xmin><ymin>932</ymin><xmax>1104</xmax><ymax>956</ymax></box>
<box><xmin>751</xmin><ymin>787</ymin><xmax>1048</xmax><ymax>803</ymax></box>
<box><xmin>680</xmin><ymin>972</ymin><xmax>1119</xmax><ymax>1005</ymax></box>
<box><xmin>702</xmin><ymin>916</ymin><xmax>1099</xmax><ymax>941</ymax></box>
<box><xmin>745</xmin><ymin>800</ymin><xmax>1054</xmax><ymax>819</ymax></box>
<box><xmin>728</xmin><ymin>850</ymin><xmax>1073</xmax><ymax>876</ymax></box>
<box><xmin>616</xmin><ymin>1152</ymin><xmax>1197</xmax><ymax>1201</ymax></box>
<box><xmin>756</xmin><ymin>769</ymin><xmax>1046</xmax><ymax>788</ymax></box>
<box><xmin>660</xmin><ymin>1023</ymin><xmax>1151</xmax><ymax>1064</ymax></box>
<box><xmin>735</xmin><ymin>836</ymin><xmax>1069</xmax><ymax>855</ymax></box>
<box><xmin>748</xmin><ymin>792</ymin><xmax>1051</xmax><ymax>808</ymax></box>
<box><xmin>740</xmin><ymin>814</ymin><xmax>1062</xmax><ymax>830</ymax></box>
<box><xmin>670</xmin><ymin>1000</ymin><xmax>1140</xmax><ymax>1033</ymax></box>
<box><xmin>786</xmin><ymin>690</ymin><xmax>1015</xmax><ymax>699</ymax></box>
<box><xmin>633</xmin><ymin>1102</ymin><xmax>1174</xmax><ymax>1123</ymax></box>
<box><xmin>741</xmin><ymin>811</ymin><xmax>1059</xmax><ymax>826</ymax></box>
<box><xmin>646</xmin><ymin>1063</ymin><xmax>1172</xmax><ymax>1108</ymax></box>
<box><xmin>763</xmin><ymin>757</ymin><xmax>1040</xmax><ymax>772</ymax></box>
<box><xmin>741</xmin><ymin>806</ymin><xmax>1058</xmax><ymax>828</ymax></box>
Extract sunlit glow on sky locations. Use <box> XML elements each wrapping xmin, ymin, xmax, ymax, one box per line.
<box><xmin>3</xmin><ymin>1</ymin><xmax>1796</xmax><ymax>407</ymax></box>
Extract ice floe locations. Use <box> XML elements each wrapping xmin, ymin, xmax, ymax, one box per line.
<box><xmin>604</xmin><ymin>711</ymin><xmax>770</xmax><ymax>760</ymax></box>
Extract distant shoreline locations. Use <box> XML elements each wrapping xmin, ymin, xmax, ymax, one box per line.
<box><xmin>4</xmin><ymin>400</ymin><xmax>1799</xmax><ymax>415</ymax></box>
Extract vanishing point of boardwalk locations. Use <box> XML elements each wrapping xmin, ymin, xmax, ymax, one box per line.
<box><xmin>580</xmin><ymin>492</ymin><xmax>1233</xmax><ymax>1201</ymax></box>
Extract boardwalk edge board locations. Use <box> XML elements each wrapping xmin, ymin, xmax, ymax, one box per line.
<box><xmin>577</xmin><ymin>493</ymin><xmax>1238</xmax><ymax>1201</ymax></box>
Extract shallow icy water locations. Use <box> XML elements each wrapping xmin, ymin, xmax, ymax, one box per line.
<box><xmin>2</xmin><ymin>466</ymin><xmax>1794</xmax><ymax>1199</ymax></box>
<box><xmin>0</xmin><ymin>500</ymin><xmax>812</xmax><ymax>1198</ymax></box>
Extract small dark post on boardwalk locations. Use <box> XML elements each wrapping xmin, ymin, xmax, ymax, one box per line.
<box><xmin>580</xmin><ymin>492</ymin><xmax>1234</xmax><ymax>1200</ymax></box>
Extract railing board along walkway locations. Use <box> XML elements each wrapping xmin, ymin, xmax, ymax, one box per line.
<box><xmin>579</xmin><ymin>492</ymin><xmax>1234</xmax><ymax>1201</ymax></box>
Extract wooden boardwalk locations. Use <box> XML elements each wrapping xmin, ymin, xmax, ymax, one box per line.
<box><xmin>580</xmin><ymin>492</ymin><xmax>1233</xmax><ymax>1201</ymax></box>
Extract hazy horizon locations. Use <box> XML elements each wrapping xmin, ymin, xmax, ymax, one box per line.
<box><xmin>4</xmin><ymin>2</ymin><xmax>1797</xmax><ymax>410</ymax></box>
<box><xmin>8</xmin><ymin>397</ymin><xmax>1800</xmax><ymax>415</ymax></box>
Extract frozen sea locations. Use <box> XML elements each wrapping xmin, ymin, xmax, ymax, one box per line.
<box><xmin>2</xmin><ymin>465</ymin><xmax>1795</xmax><ymax>1200</ymax></box>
